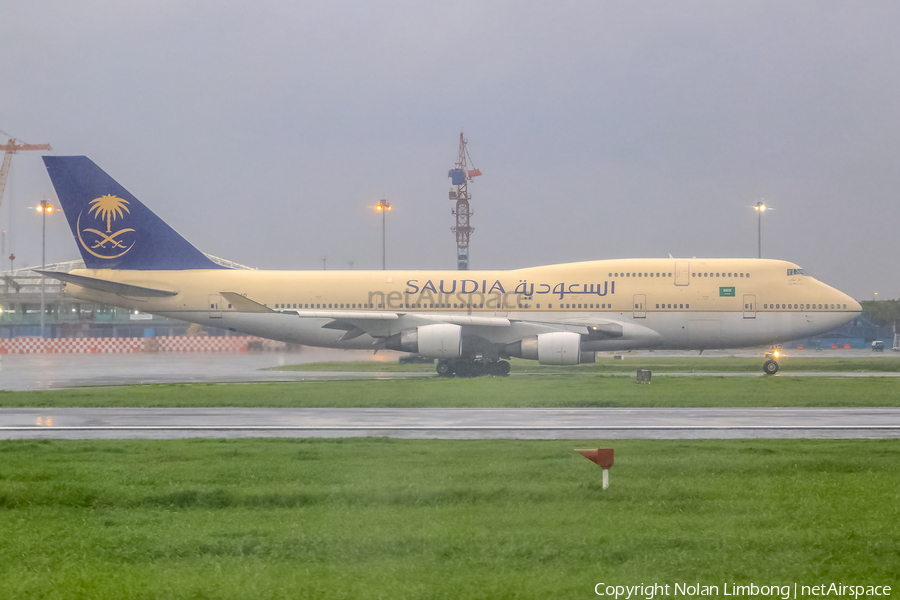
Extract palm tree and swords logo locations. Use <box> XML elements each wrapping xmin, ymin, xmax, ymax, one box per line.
<box><xmin>76</xmin><ymin>194</ymin><xmax>136</xmax><ymax>259</ymax></box>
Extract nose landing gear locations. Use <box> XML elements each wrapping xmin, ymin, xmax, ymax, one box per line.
<box><xmin>763</xmin><ymin>349</ymin><xmax>782</xmax><ymax>375</ymax></box>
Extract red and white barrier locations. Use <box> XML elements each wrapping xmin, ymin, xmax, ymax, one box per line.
<box><xmin>0</xmin><ymin>336</ymin><xmax>265</xmax><ymax>354</ymax></box>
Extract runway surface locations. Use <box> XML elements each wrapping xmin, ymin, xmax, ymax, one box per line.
<box><xmin>2</xmin><ymin>407</ymin><xmax>899</xmax><ymax>440</ymax></box>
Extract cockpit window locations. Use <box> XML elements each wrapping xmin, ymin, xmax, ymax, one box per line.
<box><xmin>787</xmin><ymin>268</ymin><xmax>806</xmax><ymax>276</ymax></box>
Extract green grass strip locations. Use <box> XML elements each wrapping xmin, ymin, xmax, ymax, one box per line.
<box><xmin>2</xmin><ymin>374</ymin><xmax>899</xmax><ymax>408</ymax></box>
<box><xmin>0</xmin><ymin>438</ymin><xmax>897</xmax><ymax>599</ymax></box>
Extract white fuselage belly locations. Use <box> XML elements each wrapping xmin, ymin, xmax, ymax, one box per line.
<box><xmin>60</xmin><ymin>257</ymin><xmax>861</xmax><ymax>353</ymax></box>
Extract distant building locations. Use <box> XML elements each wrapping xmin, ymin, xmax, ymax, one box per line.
<box><xmin>0</xmin><ymin>257</ymin><xmax>252</xmax><ymax>339</ymax></box>
<box><xmin>787</xmin><ymin>314</ymin><xmax>893</xmax><ymax>350</ymax></box>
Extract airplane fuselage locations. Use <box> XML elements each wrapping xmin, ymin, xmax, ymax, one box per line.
<box><xmin>61</xmin><ymin>257</ymin><xmax>860</xmax><ymax>353</ymax></box>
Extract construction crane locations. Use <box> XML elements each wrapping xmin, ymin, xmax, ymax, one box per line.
<box><xmin>0</xmin><ymin>137</ymin><xmax>53</xmax><ymax>213</ymax></box>
<box><xmin>447</xmin><ymin>133</ymin><xmax>481</xmax><ymax>270</ymax></box>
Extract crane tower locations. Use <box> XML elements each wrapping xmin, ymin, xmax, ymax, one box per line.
<box><xmin>1</xmin><ymin>137</ymin><xmax>53</xmax><ymax>212</ymax></box>
<box><xmin>447</xmin><ymin>133</ymin><xmax>481</xmax><ymax>270</ymax></box>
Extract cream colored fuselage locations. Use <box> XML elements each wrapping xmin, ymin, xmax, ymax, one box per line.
<box><xmin>61</xmin><ymin>258</ymin><xmax>861</xmax><ymax>352</ymax></box>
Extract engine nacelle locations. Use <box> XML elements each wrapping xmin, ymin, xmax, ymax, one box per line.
<box><xmin>417</xmin><ymin>323</ymin><xmax>463</xmax><ymax>358</ymax></box>
<box><xmin>507</xmin><ymin>332</ymin><xmax>583</xmax><ymax>365</ymax></box>
<box><xmin>384</xmin><ymin>323</ymin><xmax>462</xmax><ymax>358</ymax></box>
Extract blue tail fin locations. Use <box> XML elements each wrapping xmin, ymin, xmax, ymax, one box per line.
<box><xmin>43</xmin><ymin>156</ymin><xmax>224</xmax><ymax>270</ymax></box>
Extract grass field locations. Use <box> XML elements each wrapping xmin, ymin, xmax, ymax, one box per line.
<box><xmin>2</xmin><ymin>373</ymin><xmax>898</xmax><ymax>408</ymax></box>
<box><xmin>0</xmin><ymin>438</ymin><xmax>897</xmax><ymax>599</ymax></box>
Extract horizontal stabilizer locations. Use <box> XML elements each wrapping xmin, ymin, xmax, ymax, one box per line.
<box><xmin>219</xmin><ymin>292</ymin><xmax>274</xmax><ymax>313</ymax></box>
<box><xmin>35</xmin><ymin>270</ymin><xmax>178</xmax><ymax>297</ymax></box>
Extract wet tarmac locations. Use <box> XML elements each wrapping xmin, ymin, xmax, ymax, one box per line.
<box><xmin>2</xmin><ymin>407</ymin><xmax>898</xmax><ymax>440</ymax></box>
<box><xmin>2</xmin><ymin>350</ymin><xmax>898</xmax><ymax>440</ymax></box>
<box><xmin>0</xmin><ymin>350</ymin><xmax>427</xmax><ymax>391</ymax></box>
<box><xmin>1</xmin><ymin>348</ymin><xmax>897</xmax><ymax>391</ymax></box>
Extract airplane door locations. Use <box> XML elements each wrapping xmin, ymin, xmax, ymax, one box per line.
<box><xmin>675</xmin><ymin>261</ymin><xmax>690</xmax><ymax>286</ymax></box>
<box><xmin>209</xmin><ymin>294</ymin><xmax>223</xmax><ymax>319</ymax></box>
<box><xmin>743</xmin><ymin>294</ymin><xmax>756</xmax><ymax>319</ymax></box>
<box><xmin>633</xmin><ymin>294</ymin><xmax>646</xmax><ymax>318</ymax></box>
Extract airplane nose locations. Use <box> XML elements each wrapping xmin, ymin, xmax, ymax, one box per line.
<box><xmin>848</xmin><ymin>297</ymin><xmax>862</xmax><ymax>313</ymax></box>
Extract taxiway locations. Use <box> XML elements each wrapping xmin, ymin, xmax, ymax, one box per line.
<box><xmin>2</xmin><ymin>407</ymin><xmax>899</xmax><ymax>440</ymax></box>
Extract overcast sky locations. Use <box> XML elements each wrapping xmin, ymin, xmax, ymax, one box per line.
<box><xmin>2</xmin><ymin>1</ymin><xmax>898</xmax><ymax>300</ymax></box>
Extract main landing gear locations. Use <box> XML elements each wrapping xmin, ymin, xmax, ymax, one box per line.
<box><xmin>436</xmin><ymin>358</ymin><xmax>511</xmax><ymax>378</ymax></box>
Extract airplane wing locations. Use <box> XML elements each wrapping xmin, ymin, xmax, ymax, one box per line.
<box><xmin>36</xmin><ymin>270</ymin><xmax>179</xmax><ymax>298</ymax></box>
<box><xmin>220</xmin><ymin>291</ymin><xmax>508</xmax><ymax>323</ymax></box>
<box><xmin>220</xmin><ymin>291</ymin><xmax>639</xmax><ymax>343</ymax></box>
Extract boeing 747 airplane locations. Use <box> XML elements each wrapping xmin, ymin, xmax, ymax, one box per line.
<box><xmin>40</xmin><ymin>156</ymin><xmax>861</xmax><ymax>376</ymax></box>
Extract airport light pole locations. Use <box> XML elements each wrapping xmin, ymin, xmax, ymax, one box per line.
<box><xmin>753</xmin><ymin>200</ymin><xmax>767</xmax><ymax>259</ymax></box>
<box><xmin>375</xmin><ymin>199</ymin><xmax>392</xmax><ymax>270</ymax></box>
<box><xmin>36</xmin><ymin>199</ymin><xmax>54</xmax><ymax>338</ymax></box>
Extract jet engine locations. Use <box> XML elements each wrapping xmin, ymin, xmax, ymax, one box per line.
<box><xmin>383</xmin><ymin>323</ymin><xmax>463</xmax><ymax>358</ymax></box>
<box><xmin>506</xmin><ymin>331</ymin><xmax>584</xmax><ymax>365</ymax></box>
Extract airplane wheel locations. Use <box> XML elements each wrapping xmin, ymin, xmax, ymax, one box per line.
<box><xmin>495</xmin><ymin>360</ymin><xmax>511</xmax><ymax>376</ymax></box>
<box><xmin>763</xmin><ymin>359</ymin><xmax>779</xmax><ymax>375</ymax></box>
<box><xmin>436</xmin><ymin>360</ymin><xmax>453</xmax><ymax>377</ymax></box>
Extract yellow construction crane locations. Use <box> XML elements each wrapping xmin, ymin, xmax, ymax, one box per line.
<box><xmin>0</xmin><ymin>136</ymin><xmax>53</xmax><ymax>213</ymax></box>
